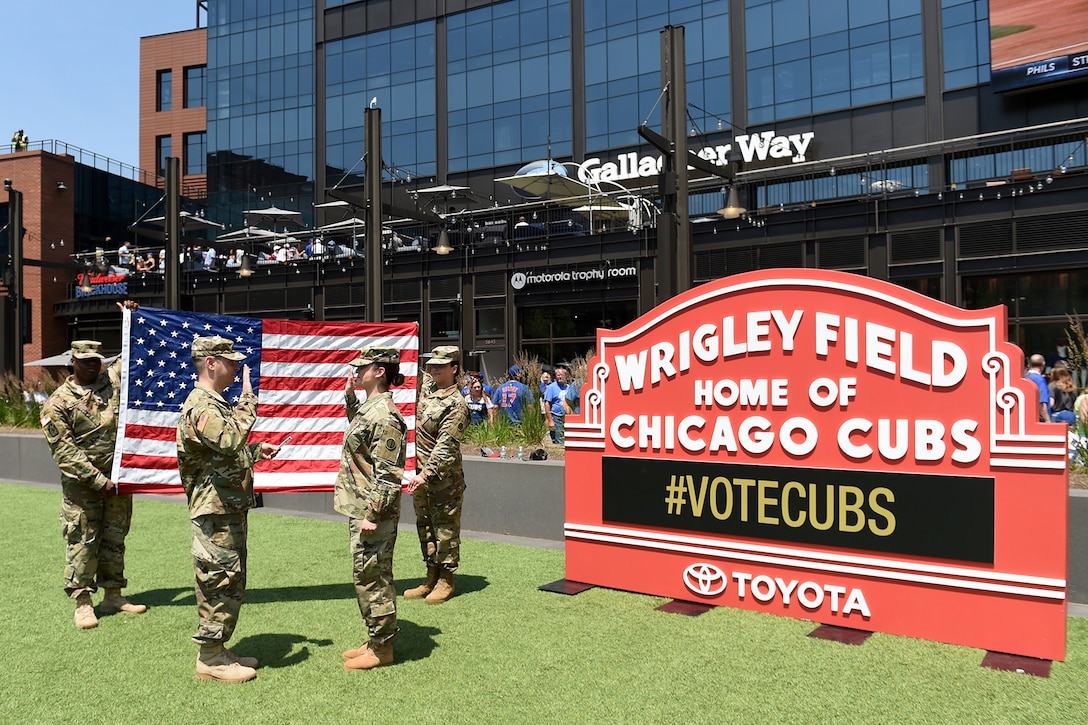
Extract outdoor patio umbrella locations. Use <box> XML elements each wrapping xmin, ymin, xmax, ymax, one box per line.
<box><xmin>243</xmin><ymin>205</ymin><xmax>304</xmax><ymax>228</ymax></box>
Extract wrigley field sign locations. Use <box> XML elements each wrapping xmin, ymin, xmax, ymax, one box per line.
<box><xmin>564</xmin><ymin>269</ymin><xmax>1068</xmax><ymax>660</ymax></box>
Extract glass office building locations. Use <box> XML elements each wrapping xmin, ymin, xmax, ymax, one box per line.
<box><xmin>176</xmin><ymin>0</ymin><xmax>1088</xmax><ymax>371</ymax></box>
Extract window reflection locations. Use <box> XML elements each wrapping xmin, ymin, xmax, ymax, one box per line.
<box><xmin>746</xmin><ymin>0</ymin><xmax>922</xmax><ymax>123</ymax></box>
<box><xmin>448</xmin><ymin>0</ymin><xmax>572</xmax><ymax>172</ymax></box>
<box><xmin>585</xmin><ymin>0</ymin><xmax>730</xmax><ymax>154</ymax></box>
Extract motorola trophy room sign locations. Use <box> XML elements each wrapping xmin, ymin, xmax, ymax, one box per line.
<box><xmin>564</xmin><ymin>269</ymin><xmax>1068</xmax><ymax>660</ymax></box>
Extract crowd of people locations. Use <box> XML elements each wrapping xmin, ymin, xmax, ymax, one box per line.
<box><xmin>461</xmin><ymin>361</ymin><xmax>585</xmax><ymax>446</ymax></box>
<box><xmin>38</xmin><ymin>304</ymin><xmax>472</xmax><ymax>682</ymax></box>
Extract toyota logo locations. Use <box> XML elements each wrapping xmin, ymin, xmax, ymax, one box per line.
<box><xmin>510</xmin><ymin>272</ymin><xmax>527</xmax><ymax>290</ymax></box>
<box><xmin>683</xmin><ymin>563</ymin><xmax>726</xmax><ymax>596</ymax></box>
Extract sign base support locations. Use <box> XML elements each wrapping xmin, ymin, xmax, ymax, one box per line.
<box><xmin>980</xmin><ymin>651</ymin><xmax>1052</xmax><ymax>677</ymax></box>
<box><xmin>655</xmin><ymin>600</ymin><xmax>713</xmax><ymax>616</ymax></box>
<box><xmin>539</xmin><ymin>579</ymin><xmax>594</xmax><ymax>595</ymax></box>
<box><xmin>807</xmin><ymin>625</ymin><xmax>873</xmax><ymax>646</ymax></box>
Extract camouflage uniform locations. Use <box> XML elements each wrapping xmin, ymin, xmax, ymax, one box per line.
<box><xmin>176</xmin><ymin>336</ymin><xmax>258</xmax><ymax>645</ymax></box>
<box><xmin>40</xmin><ymin>341</ymin><xmax>131</xmax><ymax>599</ymax></box>
<box><xmin>413</xmin><ymin>348</ymin><xmax>470</xmax><ymax>572</ymax></box>
<box><xmin>334</xmin><ymin>347</ymin><xmax>407</xmax><ymax>649</ymax></box>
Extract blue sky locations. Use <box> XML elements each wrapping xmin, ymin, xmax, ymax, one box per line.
<box><xmin>0</xmin><ymin>1</ymin><xmax>198</xmax><ymax>168</ymax></box>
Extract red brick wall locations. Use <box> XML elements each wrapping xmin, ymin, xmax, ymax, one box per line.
<box><xmin>0</xmin><ymin>152</ymin><xmax>75</xmax><ymax>379</ymax></box>
<box><xmin>139</xmin><ymin>28</ymin><xmax>208</xmax><ymax>197</ymax></box>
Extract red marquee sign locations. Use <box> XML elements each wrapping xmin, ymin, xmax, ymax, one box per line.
<box><xmin>565</xmin><ymin>269</ymin><xmax>1068</xmax><ymax>660</ymax></box>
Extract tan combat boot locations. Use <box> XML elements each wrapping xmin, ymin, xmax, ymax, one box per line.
<box><xmin>195</xmin><ymin>643</ymin><xmax>257</xmax><ymax>683</ymax></box>
<box><xmin>100</xmin><ymin>588</ymin><xmax>148</xmax><ymax>614</ymax></box>
<box><xmin>224</xmin><ymin>648</ymin><xmax>259</xmax><ymax>668</ymax></box>
<box><xmin>343</xmin><ymin>644</ymin><xmax>393</xmax><ymax>670</ymax></box>
<box><xmin>425</xmin><ymin>568</ymin><xmax>455</xmax><ymax>605</ymax></box>
<box><xmin>74</xmin><ymin>592</ymin><xmax>98</xmax><ymax>629</ymax></box>
<box><xmin>403</xmin><ymin>565</ymin><xmax>440</xmax><ymax>600</ymax></box>
<box><xmin>342</xmin><ymin>644</ymin><xmax>371</xmax><ymax>660</ymax></box>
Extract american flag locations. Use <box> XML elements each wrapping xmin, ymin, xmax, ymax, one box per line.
<box><xmin>111</xmin><ymin>306</ymin><xmax>418</xmax><ymax>494</ymax></box>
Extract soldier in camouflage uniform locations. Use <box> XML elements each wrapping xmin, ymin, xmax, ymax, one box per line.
<box><xmin>41</xmin><ymin>333</ymin><xmax>147</xmax><ymax>629</ymax></box>
<box><xmin>404</xmin><ymin>345</ymin><xmax>470</xmax><ymax>604</ymax></box>
<box><xmin>336</xmin><ymin>347</ymin><xmax>407</xmax><ymax>671</ymax></box>
<box><xmin>176</xmin><ymin>335</ymin><xmax>280</xmax><ymax>683</ymax></box>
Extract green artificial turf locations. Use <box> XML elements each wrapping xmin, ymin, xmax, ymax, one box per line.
<box><xmin>2</xmin><ymin>481</ymin><xmax>1086</xmax><ymax>724</ymax></box>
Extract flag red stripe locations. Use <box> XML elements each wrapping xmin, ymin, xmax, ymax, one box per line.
<box><xmin>123</xmin><ymin>424</ymin><xmax>177</xmax><ymax>442</ymax></box>
<box><xmin>259</xmin><ymin>376</ymin><xmax>353</xmax><ymax>391</ymax></box>
<box><xmin>121</xmin><ymin>453</ymin><xmax>181</xmax><ymax>470</ymax></box>
<box><xmin>261</xmin><ymin>348</ymin><xmax>363</xmax><ymax>364</ymax></box>
<box><xmin>254</xmin><ymin>459</ymin><xmax>341</xmax><ymax>473</ymax></box>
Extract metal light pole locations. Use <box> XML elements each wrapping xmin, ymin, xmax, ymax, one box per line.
<box><xmin>364</xmin><ymin>107</ymin><xmax>383</xmax><ymax>322</ymax></box>
<box><xmin>4</xmin><ymin>178</ymin><xmax>24</xmax><ymax>379</ymax></box>
<box><xmin>660</xmin><ymin>24</ymin><xmax>690</xmax><ymax>300</ymax></box>
<box><xmin>164</xmin><ymin>157</ymin><xmax>181</xmax><ymax>310</ymax></box>
<box><xmin>638</xmin><ymin>25</ymin><xmax>737</xmax><ymax>304</ymax></box>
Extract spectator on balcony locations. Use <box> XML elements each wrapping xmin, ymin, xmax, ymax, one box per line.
<box><xmin>158</xmin><ymin>249</ymin><xmax>166</xmax><ymax>272</ymax></box>
<box><xmin>203</xmin><ymin>245</ymin><xmax>218</xmax><ymax>270</ymax></box>
<box><xmin>116</xmin><ymin>239</ymin><xmax>132</xmax><ymax>267</ymax></box>
<box><xmin>225</xmin><ymin>249</ymin><xmax>242</xmax><ymax>269</ymax></box>
<box><xmin>135</xmin><ymin>252</ymin><xmax>156</xmax><ymax>273</ymax></box>
<box><xmin>305</xmin><ymin>237</ymin><xmax>326</xmax><ymax>259</ymax></box>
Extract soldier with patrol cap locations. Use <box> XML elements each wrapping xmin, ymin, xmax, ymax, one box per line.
<box><xmin>404</xmin><ymin>345</ymin><xmax>470</xmax><ymax>604</ymax></box>
<box><xmin>337</xmin><ymin>347</ymin><xmax>407</xmax><ymax>670</ymax></box>
<box><xmin>177</xmin><ymin>334</ymin><xmax>281</xmax><ymax>683</ymax></box>
<box><xmin>41</xmin><ymin>321</ymin><xmax>147</xmax><ymax>629</ymax></box>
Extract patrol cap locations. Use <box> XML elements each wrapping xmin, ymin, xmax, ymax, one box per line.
<box><xmin>70</xmin><ymin>340</ymin><xmax>105</xmax><ymax>360</ymax></box>
<box><xmin>191</xmin><ymin>335</ymin><xmax>246</xmax><ymax>361</ymax></box>
<box><xmin>425</xmin><ymin>345</ymin><xmax>460</xmax><ymax>365</ymax></box>
<box><xmin>349</xmin><ymin>346</ymin><xmax>401</xmax><ymax>367</ymax></box>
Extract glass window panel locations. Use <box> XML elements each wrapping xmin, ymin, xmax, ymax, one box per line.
<box><xmin>811</xmin><ymin>0</ymin><xmax>848</xmax><ymax>36</ymax></box>
<box><xmin>772</xmin><ymin>0</ymin><xmax>809</xmax><ymax>45</ymax></box>
<box><xmin>607</xmin><ymin>36</ymin><xmax>638</xmax><ymax>79</ymax></box>
<box><xmin>746</xmin><ymin>4</ymin><xmax>773</xmax><ymax>50</ymax></box>
<box><xmin>774</xmin><ymin>58</ymin><xmax>811</xmax><ymax>102</ymax></box>
<box><xmin>494</xmin><ymin>63</ymin><xmax>521</xmax><ymax>103</ymax></box>
<box><xmin>748</xmin><ymin>65</ymin><xmax>775</xmax><ymax>108</ymax></box>
<box><xmin>848</xmin><ymin>0</ymin><xmax>888</xmax><ymax>26</ymax></box>
<box><xmin>851</xmin><ymin>43</ymin><xmax>891</xmax><ymax>87</ymax></box>
<box><xmin>813</xmin><ymin>51</ymin><xmax>851</xmax><ymax>94</ymax></box>
<box><xmin>467</xmin><ymin>21</ymin><xmax>494</xmax><ymax>56</ymax></box>
<box><xmin>851</xmin><ymin>23</ymin><xmax>889</xmax><ymax>47</ymax></box>
<box><xmin>942</xmin><ymin>24</ymin><xmax>976</xmax><ymax>71</ymax></box>
<box><xmin>549</xmin><ymin>53</ymin><xmax>571</xmax><ymax>91</ymax></box>
<box><xmin>890</xmin><ymin>15</ymin><xmax>922</xmax><ymax>39</ymax></box>
<box><xmin>890</xmin><ymin>0</ymin><xmax>920</xmax><ymax>19</ymax></box>
<box><xmin>775</xmin><ymin>39</ymin><xmax>811</xmax><ymax>63</ymax></box>
<box><xmin>521</xmin><ymin>8</ymin><xmax>548</xmax><ymax>45</ymax></box>
<box><xmin>158</xmin><ymin>70</ymin><xmax>173</xmax><ymax>111</ymax></box>
<box><xmin>891</xmin><ymin>35</ymin><xmax>923</xmax><ymax>81</ymax></box>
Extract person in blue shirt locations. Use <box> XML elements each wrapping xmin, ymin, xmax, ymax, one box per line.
<box><xmin>460</xmin><ymin>371</ymin><xmax>492</xmax><ymax>397</ymax></box>
<box><xmin>463</xmin><ymin>378</ymin><xmax>495</xmax><ymax>425</ymax></box>
<box><xmin>495</xmin><ymin>365</ymin><xmax>534</xmax><ymax>424</ymax></box>
<box><xmin>544</xmin><ymin>364</ymin><xmax>570</xmax><ymax>444</ymax></box>
<box><xmin>1026</xmin><ymin>354</ymin><xmax>1051</xmax><ymax>422</ymax></box>
<box><xmin>564</xmin><ymin>375</ymin><xmax>581</xmax><ymax>417</ymax></box>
